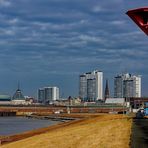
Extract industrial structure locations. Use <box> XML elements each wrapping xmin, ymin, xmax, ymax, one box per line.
<box><xmin>79</xmin><ymin>70</ymin><xmax>103</xmax><ymax>101</ymax></box>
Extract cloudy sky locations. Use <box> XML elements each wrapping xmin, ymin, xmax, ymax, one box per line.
<box><xmin>0</xmin><ymin>0</ymin><xmax>147</xmax><ymax>98</ymax></box>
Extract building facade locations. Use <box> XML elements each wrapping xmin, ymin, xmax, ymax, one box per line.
<box><xmin>38</xmin><ymin>88</ymin><xmax>45</xmax><ymax>103</ymax></box>
<box><xmin>79</xmin><ymin>70</ymin><xmax>103</xmax><ymax>101</ymax></box>
<box><xmin>12</xmin><ymin>88</ymin><xmax>25</xmax><ymax>101</ymax></box>
<box><xmin>114</xmin><ymin>73</ymin><xmax>141</xmax><ymax>98</ymax></box>
<box><xmin>38</xmin><ymin>87</ymin><xmax>59</xmax><ymax>103</ymax></box>
<box><xmin>114</xmin><ymin>75</ymin><xmax>123</xmax><ymax>98</ymax></box>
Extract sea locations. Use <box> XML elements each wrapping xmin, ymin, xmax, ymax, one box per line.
<box><xmin>0</xmin><ymin>116</ymin><xmax>59</xmax><ymax>136</ymax></box>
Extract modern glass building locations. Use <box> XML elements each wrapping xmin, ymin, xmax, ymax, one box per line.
<box><xmin>87</xmin><ymin>78</ymin><xmax>96</xmax><ymax>101</ymax></box>
<box><xmin>79</xmin><ymin>70</ymin><xmax>103</xmax><ymax>101</ymax></box>
<box><xmin>79</xmin><ymin>74</ymin><xmax>87</xmax><ymax>100</ymax></box>
<box><xmin>114</xmin><ymin>73</ymin><xmax>141</xmax><ymax>98</ymax></box>
<box><xmin>123</xmin><ymin>79</ymin><xmax>134</xmax><ymax>98</ymax></box>
<box><xmin>38</xmin><ymin>88</ymin><xmax>45</xmax><ymax>103</ymax></box>
<box><xmin>38</xmin><ymin>87</ymin><xmax>59</xmax><ymax>103</ymax></box>
<box><xmin>114</xmin><ymin>75</ymin><xmax>123</xmax><ymax>98</ymax></box>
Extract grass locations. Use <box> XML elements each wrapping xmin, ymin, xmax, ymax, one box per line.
<box><xmin>1</xmin><ymin>114</ymin><xmax>132</xmax><ymax>148</ymax></box>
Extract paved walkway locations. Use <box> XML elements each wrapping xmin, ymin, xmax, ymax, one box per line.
<box><xmin>131</xmin><ymin>119</ymin><xmax>148</xmax><ymax>148</ymax></box>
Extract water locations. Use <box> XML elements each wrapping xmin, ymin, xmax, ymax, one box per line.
<box><xmin>0</xmin><ymin>116</ymin><xmax>59</xmax><ymax>136</ymax></box>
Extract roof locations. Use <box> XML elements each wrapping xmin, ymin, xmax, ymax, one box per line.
<box><xmin>0</xmin><ymin>95</ymin><xmax>11</xmax><ymax>101</ymax></box>
<box><xmin>0</xmin><ymin>95</ymin><xmax>11</xmax><ymax>99</ymax></box>
<box><xmin>105</xmin><ymin>98</ymin><xmax>125</xmax><ymax>104</ymax></box>
<box><xmin>12</xmin><ymin>89</ymin><xmax>25</xmax><ymax>100</ymax></box>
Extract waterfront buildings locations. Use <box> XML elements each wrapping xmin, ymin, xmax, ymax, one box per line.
<box><xmin>12</xmin><ymin>88</ymin><xmax>25</xmax><ymax>100</ymax></box>
<box><xmin>114</xmin><ymin>73</ymin><xmax>141</xmax><ymax>98</ymax></box>
<box><xmin>105</xmin><ymin>98</ymin><xmax>125</xmax><ymax>105</ymax></box>
<box><xmin>38</xmin><ymin>87</ymin><xmax>59</xmax><ymax>103</ymax></box>
<box><xmin>38</xmin><ymin>88</ymin><xmax>45</xmax><ymax>103</ymax></box>
<box><xmin>11</xmin><ymin>85</ymin><xmax>26</xmax><ymax>105</ymax></box>
<box><xmin>79</xmin><ymin>70</ymin><xmax>103</xmax><ymax>101</ymax></box>
<box><xmin>0</xmin><ymin>95</ymin><xmax>11</xmax><ymax>105</ymax></box>
<box><xmin>0</xmin><ymin>95</ymin><xmax>11</xmax><ymax>101</ymax></box>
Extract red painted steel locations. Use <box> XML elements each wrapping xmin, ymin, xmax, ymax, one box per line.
<box><xmin>126</xmin><ymin>7</ymin><xmax>148</xmax><ymax>35</ymax></box>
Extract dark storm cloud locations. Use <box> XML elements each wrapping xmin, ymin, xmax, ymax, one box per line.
<box><xmin>0</xmin><ymin>0</ymin><xmax>147</xmax><ymax>96</ymax></box>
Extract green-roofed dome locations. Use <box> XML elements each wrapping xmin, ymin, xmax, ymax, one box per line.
<box><xmin>0</xmin><ymin>95</ymin><xmax>11</xmax><ymax>101</ymax></box>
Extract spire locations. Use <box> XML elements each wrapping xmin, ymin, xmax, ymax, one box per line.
<box><xmin>105</xmin><ymin>79</ymin><xmax>109</xmax><ymax>100</ymax></box>
<box><xmin>17</xmin><ymin>81</ymin><xmax>20</xmax><ymax>91</ymax></box>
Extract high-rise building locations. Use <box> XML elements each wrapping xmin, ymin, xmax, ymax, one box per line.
<box><xmin>133</xmin><ymin>76</ymin><xmax>141</xmax><ymax>98</ymax></box>
<box><xmin>38</xmin><ymin>88</ymin><xmax>45</xmax><ymax>103</ymax></box>
<box><xmin>114</xmin><ymin>75</ymin><xmax>123</xmax><ymax>98</ymax></box>
<box><xmin>114</xmin><ymin>73</ymin><xmax>141</xmax><ymax>98</ymax></box>
<box><xmin>79</xmin><ymin>74</ymin><xmax>87</xmax><ymax>99</ymax></box>
<box><xmin>79</xmin><ymin>70</ymin><xmax>103</xmax><ymax>101</ymax></box>
<box><xmin>38</xmin><ymin>87</ymin><xmax>59</xmax><ymax>103</ymax></box>
<box><xmin>87</xmin><ymin>78</ymin><xmax>96</xmax><ymax>100</ymax></box>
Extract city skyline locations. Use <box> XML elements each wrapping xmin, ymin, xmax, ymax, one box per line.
<box><xmin>0</xmin><ymin>71</ymin><xmax>142</xmax><ymax>99</ymax></box>
<box><xmin>0</xmin><ymin>1</ymin><xmax>147</xmax><ymax>97</ymax></box>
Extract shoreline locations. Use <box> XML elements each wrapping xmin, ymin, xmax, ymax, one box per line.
<box><xmin>0</xmin><ymin>113</ymin><xmax>89</xmax><ymax>145</ymax></box>
<box><xmin>1</xmin><ymin>114</ymin><xmax>132</xmax><ymax>148</ymax></box>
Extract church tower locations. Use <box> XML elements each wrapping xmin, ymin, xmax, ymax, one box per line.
<box><xmin>104</xmin><ymin>79</ymin><xmax>109</xmax><ymax>100</ymax></box>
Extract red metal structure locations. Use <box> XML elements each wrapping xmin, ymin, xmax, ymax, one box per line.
<box><xmin>126</xmin><ymin>7</ymin><xmax>148</xmax><ymax>35</ymax></box>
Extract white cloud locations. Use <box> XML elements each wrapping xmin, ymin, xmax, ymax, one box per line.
<box><xmin>9</xmin><ymin>18</ymin><xmax>19</xmax><ymax>24</ymax></box>
<box><xmin>110</xmin><ymin>20</ymin><xmax>125</xmax><ymax>25</ymax></box>
<box><xmin>0</xmin><ymin>0</ymin><xmax>11</xmax><ymax>7</ymax></box>
<box><xmin>5</xmin><ymin>30</ymin><xmax>14</xmax><ymax>35</ymax></box>
<box><xmin>79</xmin><ymin>34</ymin><xmax>103</xmax><ymax>43</ymax></box>
<box><xmin>92</xmin><ymin>5</ymin><xmax>104</xmax><ymax>13</ymax></box>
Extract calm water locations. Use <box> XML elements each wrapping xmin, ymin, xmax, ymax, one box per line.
<box><xmin>0</xmin><ymin>116</ymin><xmax>59</xmax><ymax>136</ymax></box>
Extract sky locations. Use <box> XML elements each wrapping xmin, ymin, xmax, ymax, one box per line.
<box><xmin>0</xmin><ymin>0</ymin><xmax>147</xmax><ymax>98</ymax></box>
